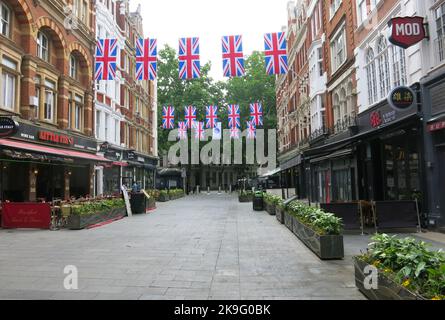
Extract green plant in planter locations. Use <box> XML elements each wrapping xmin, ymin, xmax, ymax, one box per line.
<box><xmin>359</xmin><ymin>234</ymin><xmax>445</xmax><ymax>300</ymax></box>
<box><xmin>70</xmin><ymin>198</ymin><xmax>125</xmax><ymax>216</ymax></box>
<box><xmin>287</xmin><ymin>201</ymin><xmax>343</xmax><ymax>236</ymax></box>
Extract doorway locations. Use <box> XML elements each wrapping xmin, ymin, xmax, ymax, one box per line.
<box><xmin>36</xmin><ymin>165</ymin><xmax>65</xmax><ymax>201</ymax></box>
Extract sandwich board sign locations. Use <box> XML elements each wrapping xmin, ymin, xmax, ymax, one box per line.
<box><xmin>121</xmin><ymin>186</ymin><xmax>132</xmax><ymax>217</ymax></box>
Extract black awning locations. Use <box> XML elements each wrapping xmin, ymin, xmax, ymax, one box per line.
<box><xmin>280</xmin><ymin>154</ymin><xmax>303</xmax><ymax>170</ymax></box>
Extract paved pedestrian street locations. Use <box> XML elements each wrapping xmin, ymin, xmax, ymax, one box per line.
<box><xmin>0</xmin><ymin>194</ymin><xmax>443</xmax><ymax>301</ymax></box>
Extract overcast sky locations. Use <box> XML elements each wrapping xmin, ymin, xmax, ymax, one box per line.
<box><xmin>130</xmin><ymin>0</ymin><xmax>291</xmax><ymax>81</ymax></box>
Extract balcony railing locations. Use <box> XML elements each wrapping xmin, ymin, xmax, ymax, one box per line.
<box><xmin>333</xmin><ymin>112</ymin><xmax>357</xmax><ymax>135</ymax></box>
<box><xmin>309</xmin><ymin>126</ymin><xmax>329</xmax><ymax>142</ymax></box>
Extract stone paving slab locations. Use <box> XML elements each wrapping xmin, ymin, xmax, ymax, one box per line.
<box><xmin>1</xmin><ymin>193</ymin><xmax>442</xmax><ymax>300</ymax></box>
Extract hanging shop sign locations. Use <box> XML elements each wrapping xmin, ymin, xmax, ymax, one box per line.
<box><xmin>428</xmin><ymin>120</ymin><xmax>445</xmax><ymax>132</ymax></box>
<box><xmin>0</xmin><ymin>117</ymin><xmax>19</xmax><ymax>138</ymax></box>
<box><xmin>388</xmin><ymin>16</ymin><xmax>428</xmax><ymax>49</ymax></box>
<box><xmin>388</xmin><ymin>86</ymin><xmax>416</xmax><ymax>111</ymax></box>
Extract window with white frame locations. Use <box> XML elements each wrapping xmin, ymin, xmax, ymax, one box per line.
<box><xmin>37</xmin><ymin>31</ymin><xmax>49</xmax><ymax>62</ymax></box>
<box><xmin>391</xmin><ymin>45</ymin><xmax>407</xmax><ymax>87</ymax></box>
<box><xmin>0</xmin><ymin>1</ymin><xmax>10</xmax><ymax>37</ymax></box>
<box><xmin>69</xmin><ymin>54</ymin><xmax>78</xmax><ymax>79</ymax></box>
<box><xmin>44</xmin><ymin>80</ymin><xmax>56</xmax><ymax>121</ymax></box>
<box><xmin>377</xmin><ymin>37</ymin><xmax>391</xmax><ymax>98</ymax></box>
<box><xmin>435</xmin><ymin>2</ymin><xmax>445</xmax><ymax>62</ymax></box>
<box><xmin>366</xmin><ymin>48</ymin><xmax>378</xmax><ymax>105</ymax></box>
<box><xmin>1</xmin><ymin>71</ymin><xmax>15</xmax><ymax>111</ymax></box>
<box><xmin>96</xmin><ymin>110</ymin><xmax>101</xmax><ymax>139</ymax></box>
<box><xmin>34</xmin><ymin>76</ymin><xmax>41</xmax><ymax>118</ymax></box>
<box><xmin>330</xmin><ymin>0</ymin><xmax>342</xmax><ymax>20</ymax></box>
<box><xmin>74</xmin><ymin>94</ymin><xmax>83</xmax><ymax>130</ymax></box>
<box><xmin>330</xmin><ymin>25</ymin><xmax>346</xmax><ymax>73</ymax></box>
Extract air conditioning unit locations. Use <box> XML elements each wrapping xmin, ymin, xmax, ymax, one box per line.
<box><xmin>29</xmin><ymin>96</ymin><xmax>39</xmax><ymax>107</ymax></box>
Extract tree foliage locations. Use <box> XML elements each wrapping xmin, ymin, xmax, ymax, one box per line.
<box><xmin>157</xmin><ymin>45</ymin><xmax>277</xmax><ymax>156</ymax></box>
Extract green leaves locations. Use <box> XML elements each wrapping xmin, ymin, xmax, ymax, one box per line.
<box><xmin>363</xmin><ymin>234</ymin><xmax>445</xmax><ymax>299</ymax></box>
<box><xmin>286</xmin><ymin>201</ymin><xmax>343</xmax><ymax>236</ymax></box>
<box><xmin>71</xmin><ymin>198</ymin><xmax>125</xmax><ymax>216</ymax></box>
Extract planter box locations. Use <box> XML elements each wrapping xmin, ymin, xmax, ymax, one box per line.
<box><xmin>276</xmin><ymin>207</ymin><xmax>284</xmax><ymax>224</ymax></box>
<box><xmin>265</xmin><ymin>202</ymin><xmax>276</xmax><ymax>216</ymax></box>
<box><xmin>67</xmin><ymin>207</ymin><xmax>126</xmax><ymax>230</ymax></box>
<box><xmin>157</xmin><ymin>194</ymin><xmax>170</xmax><ymax>202</ymax></box>
<box><xmin>292</xmin><ymin>216</ymin><xmax>344</xmax><ymax>260</ymax></box>
<box><xmin>354</xmin><ymin>257</ymin><xmax>422</xmax><ymax>300</ymax></box>
<box><xmin>284</xmin><ymin>210</ymin><xmax>293</xmax><ymax>231</ymax></box>
<box><xmin>238</xmin><ymin>195</ymin><xmax>253</xmax><ymax>203</ymax></box>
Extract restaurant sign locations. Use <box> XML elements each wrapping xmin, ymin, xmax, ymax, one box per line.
<box><xmin>1</xmin><ymin>203</ymin><xmax>51</xmax><ymax>229</ymax></box>
<box><xmin>0</xmin><ymin>117</ymin><xmax>19</xmax><ymax>138</ymax></box>
<box><xmin>388</xmin><ymin>86</ymin><xmax>416</xmax><ymax>111</ymax></box>
<box><xmin>388</xmin><ymin>16</ymin><xmax>427</xmax><ymax>49</ymax></box>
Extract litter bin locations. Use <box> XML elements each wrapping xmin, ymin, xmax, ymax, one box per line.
<box><xmin>253</xmin><ymin>191</ymin><xmax>264</xmax><ymax>211</ymax></box>
<box><xmin>130</xmin><ymin>192</ymin><xmax>146</xmax><ymax>214</ymax></box>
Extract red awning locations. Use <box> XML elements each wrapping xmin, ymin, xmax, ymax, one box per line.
<box><xmin>0</xmin><ymin>138</ymin><xmax>110</xmax><ymax>162</ymax></box>
<box><xmin>112</xmin><ymin>161</ymin><xmax>129</xmax><ymax>167</ymax></box>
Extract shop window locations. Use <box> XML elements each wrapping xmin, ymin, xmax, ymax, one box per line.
<box><xmin>0</xmin><ymin>1</ymin><xmax>10</xmax><ymax>37</ymax></box>
<box><xmin>37</xmin><ymin>31</ymin><xmax>49</xmax><ymax>62</ymax></box>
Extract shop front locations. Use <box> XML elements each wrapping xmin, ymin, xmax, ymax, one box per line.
<box><xmin>0</xmin><ymin>120</ymin><xmax>107</xmax><ymax>202</ymax></box>
<box><xmin>422</xmin><ymin>69</ymin><xmax>445</xmax><ymax>230</ymax></box>
<box><xmin>356</xmin><ymin>95</ymin><xmax>422</xmax><ymax>204</ymax></box>
<box><xmin>123</xmin><ymin>151</ymin><xmax>157</xmax><ymax>190</ymax></box>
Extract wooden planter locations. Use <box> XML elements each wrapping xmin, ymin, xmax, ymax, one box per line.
<box><xmin>354</xmin><ymin>257</ymin><xmax>423</xmax><ymax>300</ymax></box>
<box><xmin>67</xmin><ymin>207</ymin><xmax>126</xmax><ymax>230</ymax></box>
<box><xmin>276</xmin><ymin>207</ymin><xmax>284</xmax><ymax>224</ymax></box>
<box><xmin>284</xmin><ymin>210</ymin><xmax>293</xmax><ymax>231</ymax></box>
<box><xmin>265</xmin><ymin>202</ymin><xmax>276</xmax><ymax>216</ymax></box>
<box><xmin>157</xmin><ymin>194</ymin><xmax>170</xmax><ymax>202</ymax></box>
<box><xmin>238</xmin><ymin>195</ymin><xmax>253</xmax><ymax>203</ymax></box>
<box><xmin>291</xmin><ymin>216</ymin><xmax>344</xmax><ymax>260</ymax></box>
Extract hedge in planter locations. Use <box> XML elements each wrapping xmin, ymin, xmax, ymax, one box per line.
<box><xmin>355</xmin><ymin>234</ymin><xmax>445</xmax><ymax>300</ymax></box>
<box><xmin>275</xmin><ymin>200</ymin><xmax>285</xmax><ymax>224</ymax></box>
<box><xmin>286</xmin><ymin>201</ymin><xmax>344</xmax><ymax>260</ymax></box>
<box><xmin>263</xmin><ymin>194</ymin><xmax>282</xmax><ymax>216</ymax></box>
<box><xmin>169</xmin><ymin>189</ymin><xmax>185</xmax><ymax>200</ymax></box>
<box><xmin>238</xmin><ymin>190</ymin><xmax>253</xmax><ymax>203</ymax></box>
<box><xmin>67</xmin><ymin>198</ymin><xmax>126</xmax><ymax>230</ymax></box>
<box><xmin>156</xmin><ymin>190</ymin><xmax>170</xmax><ymax>202</ymax></box>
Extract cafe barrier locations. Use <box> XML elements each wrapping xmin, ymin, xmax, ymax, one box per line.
<box><xmin>1</xmin><ymin>203</ymin><xmax>51</xmax><ymax>229</ymax></box>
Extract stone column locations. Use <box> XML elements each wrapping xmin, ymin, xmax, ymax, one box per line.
<box><xmin>58</xmin><ymin>76</ymin><xmax>70</xmax><ymax>130</ymax></box>
<box><xmin>20</xmin><ymin>56</ymin><xmax>37</xmax><ymax>119</ymax></box>
<box><xmin>84</xmin><ymin>92</ymin><xmax>94</xmax><ymax>136</ymax></box>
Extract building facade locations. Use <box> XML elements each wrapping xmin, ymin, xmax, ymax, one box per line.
<box><xmin>0</xmin><ymin>0</ymin><xmax>102</xmax><ymax>202</ymax></box>
<box><xmin>94</xmin><ymin>1</ymin><xmax>158</xmax><ymax>196</ymax></box>
<box><xmin>276</xmin><ymin>0</ymin><xmax>445</xmax><ymax>230</ymax></box>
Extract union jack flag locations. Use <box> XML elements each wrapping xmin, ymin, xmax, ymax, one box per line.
<box><xmin>184</xmin><ymin>106</ymin><xmax>197</xmax><ymax>129</ymax></box>
<box><xmin>179</xmin><ymin>37</ymin><xmax>200</xmax><ymax>79</ymax></box>
<box><xmin>205</xmin><ymin>105</ymin><xmax>218</xmax><ymax>128</ymax></box>
<box><xmin>162</xmin><ymin>106</ymin><xmax>175</xmax><ymax>129</ymax></box>
<box><xmin>222</xmin><ymin>35</ymin><xmax>245</xmax><ymax>77</ymax></box>
<box><xmin>230</xmin><ymin>128</ymin><xmax>240</xmax><ymax>140</ymax></box>
<box><xmin>246</xmin><ymin>121</ymin><xmax>256</xmax><ymax>139</ymax></box>
<box><xmin>227</xmin><ymin>104</ymin><xmax>241</xmax><ymax>129</ymax></box>
<box><xmin>250</xmin><ymin>103</ymin><xmax>264</xmax><ymax>127</ymax></box>
<box><xmin>95</xmin><ymin>39</ymin><xmax>118</xmax><ymax>80</ymax></box>
<box><xmin>136</xmin><ymin>38</ymin><xmax>157</xmax><ymax>81</ymax></box>
<box><xmin>178</xmin><ymin>121</ymin><xmax>188</xmax><ymax>140</ymax></box>
<box><xmin>193</xmin><ymin>121</ymin><xmax>205</xmax><ymax>140</ymax></box>
<box><xmin>264</xmin><ymin>32</ymin><xmax>288</xmax><ymax>75</ymax></box>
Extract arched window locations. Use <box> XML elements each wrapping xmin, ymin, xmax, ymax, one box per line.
<box><xmin>377</xmin><ymin>37</ymin><xmax>391</xmax><ymax>98</ymax></box>
<box><xmin>366</xmin><ymin>48</ymin><xmax>378</xmax><ymax>105</ymax></box>
<box><xmin>69</xmin><ymin>54</ymin><xmax>78</xmax><ymax>79</ymax></box>
<box><xmin>37</xmin><ymin>31</ymin><xmax>49</xmax><ymax>62</ymax></box>
<box><xmin>391</xmin><ymin>45</ymin><xmax>407</xmax><ymax>87</ymax></box>
<box><xmin>0</xmin><ymin>1</ymin><xmax>11</xmax><ymax>37</ymax></box>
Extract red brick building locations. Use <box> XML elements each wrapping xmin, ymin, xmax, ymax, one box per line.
<box><xmin>0</xmin><ymin>0</ymin><xmax>101</xmax><ymax>202</ymax></box>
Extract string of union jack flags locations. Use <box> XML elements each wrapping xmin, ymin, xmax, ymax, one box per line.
<box><xmin>95</xmin><ymin>32</ymin><xmax>288</xmax><ymax>81</ymax></box>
